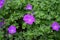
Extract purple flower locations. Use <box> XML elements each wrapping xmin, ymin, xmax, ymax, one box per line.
<box><xmin>8</xmin><ymin>25</ymin><xmax>16</xmax><ymax>34</ymax></box>
<box><xmin>0</xmin><ymin>0</ymin><xmax>5</xmax><ymax>8</ymax></box>
<box><xmin>25</xmin><ymin>4</ymin><xmax>32</xmax><ymax>10</ymax></box>
<box><xmin>0</xmin><ymin>18</ymin><xmax>5</xmax><ymax>27</ymax></box>
<box><xmin>0</xmin><ymin>22</ymin><xmax>4</xmax><ymax>27</ymax></box>
<box><xmin>51</xmin><ymin>22</ymin><xmax>60</xmax><ymax>31</ymax></box>
<box><xmin>23</xmin><ymin>14</ymin><xmax>35</xmax><ymax>25</ymax></box>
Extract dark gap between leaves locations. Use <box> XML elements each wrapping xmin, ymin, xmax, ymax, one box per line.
<box><xmin>16</xmin><ymin>18</ymin><xmax>27</xmax><ymax>32</ymax></box>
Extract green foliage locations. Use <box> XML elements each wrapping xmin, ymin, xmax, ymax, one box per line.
<box><xmin>0</xmin><ymin>0</ymin><xmax>60</xmax><ymax>40</ymax></box>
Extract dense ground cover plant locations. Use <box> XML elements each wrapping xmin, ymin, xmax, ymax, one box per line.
<box><xmin>0</xmin><ymin>0</ymin><xmax>60</xmax><ymax>40</ymax></box>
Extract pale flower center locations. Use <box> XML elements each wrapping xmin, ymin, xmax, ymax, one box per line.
<box><xmin>29</xmin><ymin>19</ymin><xmax>31</xmax><ymax>22</ymax></box>
<box><xmin>11</xmin><ymin>29</ymin><xmax>14</xmax><ymax>33</ymax></box>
